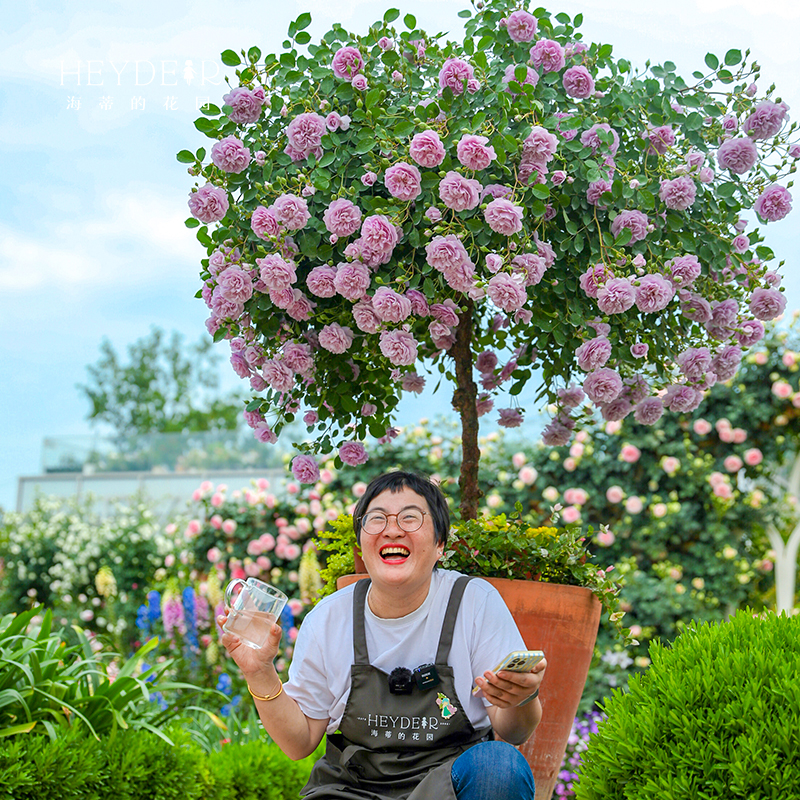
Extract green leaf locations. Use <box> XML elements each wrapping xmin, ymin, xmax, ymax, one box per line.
<box><xmin>393</xmin><ymin>119</ymin><xmax>416</xmax><ymax>138</ymax></box>
<box><xmin>176</xmin><ymin>149</ymin><xmax>195</xmax><ymax>163</ymax></box>
<box><xmin>384</xmin><ymin>8</ymin><xmax>400</xmax><ymax>22</ymax></box>
<box><xmin>724</xmin><ymin>49</ymin><xmax>742</xmax><ymax>66</ymax></box>
<box><xmin>295</xmin><ymin>12</ymin><xmax>312</xmax><ymax>30</ymax></box>
<box><xmin>458</xmin><ymin>9</ymin><xmax>471</xmax><ymax>17</ymax></box>
<box><xmin>366</xmin><ymin>87</ymin><xmax>381</xmax><ymax>109</ymax></box>
<box><xmin>404</xmin><ymin>13</ymin><xmax>416</xmax><ymax>29</ymax></box>
<box><xmin>477</xmin><ymin>34</ymin><xmax>493</xmax><ymax>50</ymax></box>
<box><xmin>704</xmin><ymin>52</ymin><xmax>719</xmax><ymax>70</ymax></box>
<box><xmin>531</xmin><ymin>185</ymin><xmax>550</xmax><ymax>200</ymax></box>
<box><xmin>185</xmin><ymin>217</ymin><xmax>200</xmax><ymax>229</ymax></box>
<box><xmin>355</xmin><ymin>138</ymin><xmax>376</xmax><ymax>154</ymax></box>
<box><xmin>295</xmin><ymin>31</ymin><xmax>311</xmax><ymax>45</ymax></box>
<box><xmin>220</xmin><ymin>49</ymin><xmax>241</xmax><ymax>67</ymax></box>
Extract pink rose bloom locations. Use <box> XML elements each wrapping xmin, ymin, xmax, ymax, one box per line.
<box><xmin>596</xmin><ymin>529</ymin><xmax>615</xmax><ymax>547</ymax></box>
<box><xmin>772</xmin><ymin>380</ymin><xmax>793</xmax><ymax>399</ymax></box>
<box><xmin>292</xmin><ymin>455</ymin><xmax>320</xmax><ymax>484</ymax></box>
<box><xmin>318</xmin><ymin>323</ymin><xmax>354</xmax><ymax>353</ymax></box>
<box><xmin>258</xmin><ymin>254</ymin><xmax>296</xmax><ymax>290</ymax></box>
<box><xmin>484</xmin><ymin>198</ymin><xmax>524</xmax><ymax>235</ymax></box>
<box><xmin>358</xmin><ymin>215</ymin><xmax>400</xmax><ymax>266</ymax></box>
<box><xmin>409</xmin><ymin>130</ymin><xmax>446</xmax><ymax>167</ymax></box>
<box><xmin>523</xmin><ymin>126</ymin><xmax>559</xmax><ymax>165</ymax></box>
<box><xmin>580</xmin><ymin>123</ymin><xmax>620</xmax><ymax>156</ymax></box>
<box><xmin>372</xmin><ymin>287</ymin><xmax>412</xmax><ymax>322</ymax></box>
<box><xmin>677</xmin><ymin>347</ymin><xmax>713</xmax><ymax>381</ymax></box>
<box><xmin>579</xmin><ymin>263</ymin><xmax>613</xmax><ymax>298</ymax></box>
<box><xmin>502</xmin><ymin>64</ymin><xmax>539</xmax><ymax>94</ymax></box>
<box><xmin>333</xmin><ymin>262</ymin><xmax>371</xmax><ymax>301</ymax></box>
<box><xmin>635</xmin><ymin>274</ymin><xmax>674</xmax><ymax>313</ymax></box>
<box><xmin>439</xmin><ymin>171</ymin><xmax>481</xmax><ymax>211</ymax></box>
<box><xmin>352</xmin><ymin>74</ymin><xmax>368</xmax><ymax>91</ymax></box>
<box><xmin>384</xmin><ymin>162</ymin><xmax>422</xmax><ymax>201</ymax></box>
<box><xmin>645</xmin><ymin>125</ymin><xmax>675</xmax><ymax>155</ymax></box>
<box><xmin>188</xmin><ymin>183</ymin><xmax>229</xmax><ymax>223</ymax></box>
<box><xmin>530</xmin><ymin>38</ymin><xmax>565</xmax><ymax>73</ymax></box>
<box><xmin>631</xmin><ymin>343</ymin><xmax>649</xmax><ymax>359</ymax></box>
<box><xmin>663</xmin><ymin>384</ymin><xmax>704</xmax><ymax>413</ymax></box>
<box><xmin>286</xmin><ymin>112</ymin><xmax>326</xmax><ymax>160</ymax></box>
<box><xmin>698</xmin><ymin>167</ymin><xmax>714</xmax><ymax>183</ymax></box>
<box><xmin>253</xmin><ymin>421</ymin><xmax>277</xmax><ymax>443</ymax></box>
<box><xmin>749</xmin><ymin>287</ymin><xmax>786</xmax><ymax>320</ymax></box>
<box><xmin>262</xmin><ymin>359</ymin><xmax>294</xmax><ymax>392</ymax></box>
<box><xmin>425</xmin><ymin>234</ymin><xmax>471</xmax><ymax>271</ymax></box>
<box><xmin>744</xmin><ymin>448</ymin><xmax>763</xmax><ymax>466</ymax></box>
<box><xmin>732</xmin><ymin>234</ymin><xmax>749</xmax><ymax>253</ymax></box>
<box><xmin>743</xmin><ymin>101</ymin><xmax>788</xmax><ymax>140</ymax></box>
<box><xmin>735</xmin><ymin>319</ymin><xmax>765</xmax><ymax>347</ymax></box>
<box><xmin>711</xmin><ymin>345</ymin><xmax>742</xmax><ymax>382</ymax></box>
<box><xmin>361</xmin><ymin>171</ymin><xmax>377</xmax><ymax>186</ymax></box>
<box><xmin>511</xmin><ymin>253</ymin><xmax>546</xmax><ymax>286</ymax></box>
<box><xmin>425</xmin><ymin>207</ymin><xmax>442</xmax><ymax>223</ymax></box>
<box><xmin>272</xmin><ymin>194</ymin><xmax>310</xmax><ymax>230</ymax></box>
<box><xmin>352</xmin><ymin>299</ymin><xmax>381</xmax><ymax>333</ymax></box>
<box><xmin>693</xmin><ymin>419</ymin><xmax>712</xmax><ymax>435</ymax></box>
<box><xmin>724</xmin><ymin>455</ymin><xmax>743</xmax><ymax>473</ymax></box>
<box><xmin>576</xmin><ymin>337</ymin><xmax>612</xmax><ymax>371</ymax></box>
<box><xmin>222</xmin><ymin>86</ymin><xmax>265</xmax><ymax>124</ymax></box>
<box><xmin>378</xmin><ymin>37</ymin><xmax>393</xmax><ymax>51</ymax></box>
<box><xmin>211</xmin><ymin>135</ymin><xmax>251</xmax><ymax>173</ymax></box>
<box><xmin>438</xmin><ymin>58</ymin><xmax>475</xmax><ymax>95</ymax></box>
<box><xmin>552</xmin><ymin>170</ymin><xmax>566</xmax><ymax>185</ymax></box>
<box><xmin>597</xmin><ymin>278</ymin><xmax>636</xmax><ymax>314</ymax></box>
<box><xmin>251</xmin><ymin>206</ymin><xmax>279</xmax><ymax>239</ymax></box>
<box><xmin>325</xmin><ymin>112</ymin><xmax>343</xmax><ymax>131</ymax></box>
<box><xmin>457</xmin><ymin>135</ymin><xmax>497</xmax><ymax>171</ymax></box>
<box><xmin>610</xmin><ymin>210</ymin><xmax>649</xmax><ymax>244</ymax></box>
<box><xmin>583</xmin><ymin>368</ymin><xmax>623</xmax><ymax>404</ymax></box>
<box><xmin>339</xmin><ymin>442</ymin><xmax>369</xmax><ymax>466</ymax></box>
<box><xmin>625</xmin><ymin>496</ymin><xmax>644</xmax><ymax>514</ymax></box>
<box><xmin>665</xmin><ymin>255</ymin><xmax>701</xmax><ymax>287</ymax></box>
<box><xmin>487</xmin><ymin>273</ymin><xmax>527</xmax><ymax>312</ymax></box>
<box><xmin>498</xmin><ymin>408</ymin><xmax>525</xmax><ymax>428</ymax></box>
<box><xmin>606</xmin><ymin>486</ymin><xmax>624</xmax><ymax>503</ymax></box>
<box><xmin>379</xmin><ymin>329</ymin><xmax>418</xmax><ymax>365</ymax></box>
<box><xmin>620</xmin><ymin>444</ymin><xmax>641</xmax><ymax>463</ymax></box>
<box><xmin>306</xmin><ymin>265</ymin><xmax>337</xmax><ymax>297</ymax></box>
<box><xmin>217</xmin><ymin>266</ymin><xmax>253</xmax><ymax>304</ymax></box>
<box><xmin>562</xmin><ymin>66</ymin><xmax>595</xmax><ymax>99</ymax></box>
<box><xmin>506</xmin><ymin>9</ymin><xmax>537</xmax><ymax>42</ymax></box>
<box><xmin>332</xmin><ymin>46</ymin><xmax>364</xmax><ymax>81</ymax></box>
<box><xmin>754</xmin><ymin>185</ymin><xmax>792</xmax><ymax>222</ymax></box>
<box><xmin>587</xmin><ymin>180</ymin><xmax>612</xmax><ymax>206</ymax></box>
<box><xmin>402</xmin><ymin>373</ymin><xmax>425</xmax><ymax>393</ymax></box>
<box><xmin>659</xmin><ymin>176</ymin><xmax>697</xmax><ymax>210</ymax></box>
<box><xmin>323</xmin><ymin>198</ymin><xmax>362</xmax><ymax>237</ymax></box>
<box><xmin>717</xmin><ymin>137</ymin><xmax>758</xmax><ymax>174</ymax></box>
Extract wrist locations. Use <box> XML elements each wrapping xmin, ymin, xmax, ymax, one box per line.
<box><xmin>517</xmin><ymin>688</ymin><xmax>539</xmax><ymax>707</ymax></box>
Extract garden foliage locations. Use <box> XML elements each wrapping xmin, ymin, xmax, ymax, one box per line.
<box><xmin>574</xmin><ymin>609</ymin><xmax>800</xmax><ymax>799</ymax></box>
<box><xmin>180</xmin><ymin>0</ymin><xmax>798</xmax><ymax>505</ymax></box>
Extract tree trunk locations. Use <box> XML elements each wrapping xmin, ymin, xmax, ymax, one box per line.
<box><xmin>451</xmin><ymin>300</ymin><xmax>480</xmax><ymax>520</ymax></box>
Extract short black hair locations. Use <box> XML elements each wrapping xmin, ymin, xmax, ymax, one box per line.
<box><xmin>353</xmin><ymin>471</ymin><xmax>450</xmax><ymax>546</ymax></box>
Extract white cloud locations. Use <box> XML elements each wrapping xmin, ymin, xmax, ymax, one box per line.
<box><xmin>0</xmin><ymin>188</ymin><xmax>199</xmax><ymax>291</ymax></box>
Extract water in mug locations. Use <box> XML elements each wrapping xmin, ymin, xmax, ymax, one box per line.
<box><xmin>225</xmin><ymin>608</ymin><xmax>276</xmax><ymax>649</ymax></box>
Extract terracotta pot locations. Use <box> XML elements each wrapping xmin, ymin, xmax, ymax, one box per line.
<box><xmin>337</xmin><ymin>572</ymin><xmax>601</xmax><ymax>800</ymax></box>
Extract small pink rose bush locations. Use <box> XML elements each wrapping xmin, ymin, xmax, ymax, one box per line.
<box><xmin>181</xmin><ymin>0</ymin><xmax>798</xmax><ymax>484</ymax></box>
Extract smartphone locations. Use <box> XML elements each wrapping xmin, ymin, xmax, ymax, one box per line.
<box><xmin>473</xmin><ymin>650</ymin><xmax>545</xmax><ymax>694</ymax></box>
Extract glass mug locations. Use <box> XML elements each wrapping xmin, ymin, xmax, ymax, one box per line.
<box><xmin>222</xmin><ymin>577</ymin><xmax>288</xmax><ymax>650</ymax></box>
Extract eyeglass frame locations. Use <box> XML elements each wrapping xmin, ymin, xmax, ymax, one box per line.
<box><xmin>358</xmin><ymin>509</ymin><xmax>429</xmax><ymax>535</ymax></box>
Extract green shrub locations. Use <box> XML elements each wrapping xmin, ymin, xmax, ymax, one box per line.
<box><xmin>575</xmin><ymin>609</ymin><xmax>800</xmax><ymax>799</ymax></box>
<box><xmin>205</xmin><ymin>738</ymin><xmax>322</xmax><ymax>800</ymax></box>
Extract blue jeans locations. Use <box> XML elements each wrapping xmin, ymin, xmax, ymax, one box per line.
<box><xmin>451</xmin><ymin>741</ymin><xmax>535</xmax><ymax>800</ymax></box>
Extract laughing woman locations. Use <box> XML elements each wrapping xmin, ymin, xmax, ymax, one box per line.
<box><xmin>218</xmin><ymin>471</ymin><xmax>546</xmax><ymax>800</ymax></box>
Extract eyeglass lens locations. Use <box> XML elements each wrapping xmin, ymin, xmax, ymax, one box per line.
<box><xmin>362</xmin><ymin>510</ymin><xmax>424</xmax><ymax>534</ymax></box>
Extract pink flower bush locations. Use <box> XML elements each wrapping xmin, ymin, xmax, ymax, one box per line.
<box><xmin>183</xmin><ymin>3</ymin><xmax>799</xmax><ymax>487</ymax></box>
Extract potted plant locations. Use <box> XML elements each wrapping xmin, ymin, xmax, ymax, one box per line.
<box><xmin>314</xmin><ymin>508</ymin><xmax>629</xmax><ymax>800</ymax></box>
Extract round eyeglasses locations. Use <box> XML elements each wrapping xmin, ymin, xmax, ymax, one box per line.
<box><xmin>360</xmin><ymin>509</ymin><xmax>428</xmax><ymax>535</ymax></box>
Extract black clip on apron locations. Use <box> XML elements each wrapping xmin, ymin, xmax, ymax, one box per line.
<box><xmin>301</xmin><ymin>576</ymin><xmax>492</xmax><ymax>800</ymax></box>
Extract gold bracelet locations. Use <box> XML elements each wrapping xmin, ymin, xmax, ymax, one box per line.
<box><xmin>247</xmin><ymin>682</ymin><xmax>283</xmax><ymax>702</ymax></box>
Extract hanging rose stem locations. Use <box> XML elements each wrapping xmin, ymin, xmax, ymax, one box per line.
<box><xmin>452</xmin><ymin>299</ymin><xmax>480</xmax><ymax>521</ymax></box>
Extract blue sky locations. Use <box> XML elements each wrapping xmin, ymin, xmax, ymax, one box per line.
<box><xmin>1</xmin><ymin>0</ymin><xmax>799</xmax><ymax>510</ymax></box>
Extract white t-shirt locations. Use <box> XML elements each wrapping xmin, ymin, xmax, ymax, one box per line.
<box><xmin>285</xmin><ymin>569</ymin><xmax>527</xmax><ymax>734</ymax></box>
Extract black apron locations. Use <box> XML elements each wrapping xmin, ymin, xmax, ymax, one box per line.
<box><xmin>301</xmin><ymin>576</ymin><xmax>493</xmax><ymax>800</ymax></box>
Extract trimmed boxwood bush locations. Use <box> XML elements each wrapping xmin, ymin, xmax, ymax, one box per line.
<box><xmin>575</xmin><ymin>609</ymin><xmax>800</xmax><ymax>799</ymax></box>
<box><xmin>0</xmin><ymin>724</ymin><xmax>320</xmax><ymax>800</ymax></box>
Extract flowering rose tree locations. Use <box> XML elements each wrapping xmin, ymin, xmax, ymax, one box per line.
<box><xmin>180</xmin><ymin>0</ymin><xmax>798</xmax><ymax>518</ymax></box>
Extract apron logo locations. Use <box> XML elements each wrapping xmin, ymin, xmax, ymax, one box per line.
<box><xmin>436</xmin><ymin>693</ymin><xmax>457</xmax><ymax>719</ymax></box>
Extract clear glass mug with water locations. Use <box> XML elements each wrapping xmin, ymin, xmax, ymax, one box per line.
<box><xmin>222</xmin><ymin>577</ymin><xmax>288</xmax><ymax>650</ymax></box>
